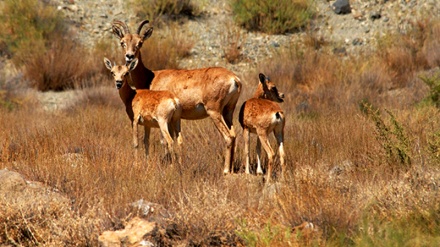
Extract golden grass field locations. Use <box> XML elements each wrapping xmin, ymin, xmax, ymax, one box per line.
<box><xmin>1</xmin><ymin>6</ymin><xmax>440</xmax><ymax>246</ymax></box>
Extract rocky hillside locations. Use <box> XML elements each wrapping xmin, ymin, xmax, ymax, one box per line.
<box><xmin>52</xmin><ymin>0</ymin><xmax>440</xmax><ymax>75</ymax></box>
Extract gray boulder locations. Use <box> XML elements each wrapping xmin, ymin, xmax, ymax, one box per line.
<box><xmin>332</xmin><ymin>0</ymin><xmax>351</xmax><ymax>15</ymax></box>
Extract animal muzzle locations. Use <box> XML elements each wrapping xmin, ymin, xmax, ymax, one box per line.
<box><xmin>278</xmin><ymin>92</ymin><xmax>285</xmax><ymax>102</ymax></box>
<box><xmin>116</xmin><ymin>81</ymin><xmax>123</xmax><ymax>89</ymax></box>
<box><xmin>125</xmin><ymin>53</ymin><xmax>135</xmax><ymax>64</ymax></box>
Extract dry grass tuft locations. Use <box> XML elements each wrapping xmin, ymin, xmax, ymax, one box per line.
<box><xmin>221</xmin><ymin>20</ymin><xmax>246</xmax><ymax>64</ymax></box>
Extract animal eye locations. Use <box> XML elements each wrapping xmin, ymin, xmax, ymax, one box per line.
<box><xmin>120</xmin><ymin>42</ymin><xmax>126</xmax><ymax>48</ymax></box>
<box><xmin>111</xmin><ymin>72</ymin><xmax>115</xmax><ymax>76</ymax></box>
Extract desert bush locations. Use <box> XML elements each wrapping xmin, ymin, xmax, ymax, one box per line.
<box><xmin>419</xmin><ymin>72</ymin><xmax>440</xmax><ymax>108</ymax></box>
<box><xmin>353</xmin><ymin>193</ymin><xmax>440</xmax><ymax>246</ymax></box>
<box><xmin>0</xmin><ymin>0</ymin><xmax>66</xmax><ymax>62</ymax></box>
<box><xmin>0</xmin><ymin>0</ymin><xmax>112</xmax><ymax>91</ymax></box>
<box><xmin>130</xmin><ymin>0</ymin><xmax>203</xmax><ymax>25</ymax></box>
<box><xmin>422</xmin><ymin>20</ymin><xmax>440</xmax><ymax>67</ymax></box>
<box><xmin>361</xmin><ymin>102</ymin><xmax>411</xmax><ymax>168</ymax></box>
<box><xmin>230</xmin><ymin>0</ymin><xmax>314</xmax><ymax>34</ymax></box>
<box><xmin>376</xmin><ymin>18</ymin><xmax>440</xmax><ymax>88</ymax></box>
<box><xmin>24</xmin><ymin>36</ymin><xmax>96</xmax><ymax>91</ymax></box>
<box><xmin>221</xmin><ymin>20</ymin><xmax>246</xmax><ymax>64</ymax></box>
<box><xmin>0</xmin><ymin>196</ymin><xmax>102</xmax><ymax>246</ymax></box>
<box><xmin>428</xmin><ymin>130</ymin><xmax>440</xmax><ymax>163</ymax></box>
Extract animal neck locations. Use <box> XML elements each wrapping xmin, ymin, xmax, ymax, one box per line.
<box><xmin>252</xmin><ymin>86</ymin><xmax>265</xmax><ymax>99</ymax></box>
<box><xmin>130</xmin><ymin>52</ymin><xmax>154</xmax><ymax>89</ymax></box>
<box><xmin>118</xmin><ymin>80</ymin><xmax>136</xmax><ymax>121</ymax></box>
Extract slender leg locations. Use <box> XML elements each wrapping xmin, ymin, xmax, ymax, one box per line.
<box><xmin>256</xmin><ymin>138</ymin><xmax>263</xmax><ymax>175</ymax></box>
<box><xmin>274</xmin><ymin>128</ymin><xmax>286</xmax><ymax>180</ymax></box>
<box><xmin>207</xmin><ymin>110</ymin><xmax>236</xmax><ymax>175</ymax></box>
<box><xmin>133</xmin><ymin>117</ymin><xmax>139</xmax><ymax>148</ymax></box>
<box><xmin>170</xmin><ymin>119</ymin><xmax>183</xmax><ymax>165</ymax></box>
<box><xmin>257</xmin><ymin>130</ymin><xmax>275</xmax><ymax>183</ymax></box>
<box><xmin>158</xmin><ymin>119</ymin><xmax>175</xmax><ymax>164</ymax></box>
<box><xmin>143</xmin><ymin>125</ymin><xmax>151</xmax><ymax>159</ymax></box>
<box><xmin>223</xmin><ymin>104</ymin><xmax>237</xmax><ymax>173</ymax></box>
<box><xmin>243</xmin><ymin>127</ymin><xmax>251</xmax><ymax>174</ymax></box>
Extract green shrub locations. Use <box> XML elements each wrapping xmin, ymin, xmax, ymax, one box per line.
<box><xmin>236</xmin><ymin>220</ymin><xmax>293</xmax><ymax>247</ymax></box>
<box><xmin>361</xmin><ymin>101</ymin><xmax>412</xmax><ymax>168</ymax></box>
<box><xmin>428</xmin><ymin>131</ymin><xmax>440</xmax><ymax>164</ymax></box>
<box><xmin>230</xmin><ymin>0</ymin><xmax>314</xmax><ymax>34</ymax></box>
<box><xmin>130</xmin><ymin>0</ymin><xmax>203</xmax><ymax>25</ymax></box>
<box><xmin>354</xmin><ymin>207</ymin><xmax>440</xmax><ymax>246</ymax></box>
<box><xmin>419</xmin><ymin>72</ymin><xmax>440</xmax><ymax>108</ymax></box>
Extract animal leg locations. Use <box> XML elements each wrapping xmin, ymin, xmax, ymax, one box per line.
<box><xmin>207</xmin><ymin>110</ymin><xmax>236</xmax><ymax>175</ymax></box>
<box><xmin>274</xmin><ymin>128</ymin><xmax>286</xmax><ymax>180</ymax></box>
<box><xmin>158</xmin><ymin>119</ymin><xmax>175</xmax><ymax>164</ymax></box>
<box><xmin>257</xmin><ymin>130</ymin><xmax>275</xmax><ymax>183</ymax></box>
<box><xmin>256</xmin><ymin>138</ymin><xmax>263</xmax><ymax>175</ymax></box>
<box><xmin>133</xmin><ymin>117</ymin><xmax>140</xmax><ymax>148</ymax></box>
<box><xmin>143</xmin><ymin>125</ymin><xmax>151</xmax><ymax>159</ymax></box>
<box><xmin>243</xmin><ymin>127</ymin><xmax>251</xmax><ymax>174</ymax></box>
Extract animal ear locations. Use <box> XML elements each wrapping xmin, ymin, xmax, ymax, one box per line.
<box><xmin>142</xmin><ymin>27</ymin><xmax>153</xmax><ymax>41</ymax></box>
<box><xmin>259</xmin><ymin>73</ymin><xmax>269</xmax><ymax>89</ymax></box>
<box><xmin>129</xmin><ymin>58</ymin><xmax>139</xmax><ymax>71</ymax></box>
<box><xmin>103</xmin><ymin>57</ymin><xmax>112</xmax><ymax>71</ymax></box>
<box><xmin>259</xmin><ymin>73</ymin><xmax>266</xmax><ymax>84</ymax></box>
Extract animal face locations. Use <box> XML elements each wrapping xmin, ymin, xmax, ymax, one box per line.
<box><xmin>119</xmin><ymin>34</ymin><xmax>144</xmax><ymax>64</ymax></box>
<box><xmin>259</xmin><ymin>73</ymin><xmax>284</xmax><ymax>103</ymax></box>
<box><xmin>111</xmin><ymin>20</ymin><xmax>153</xmax><ymax>65</ymax></box>
<box><xmin>103</xmin><ymin>58</ymin><xmax>139</xmax><ymax>89</ymax></box>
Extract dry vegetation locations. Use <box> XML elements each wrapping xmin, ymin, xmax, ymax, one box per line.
<box><xmin>1</xmin><ymin>0</ymin><xmax>440</xmax><ymax>246</ymax></box>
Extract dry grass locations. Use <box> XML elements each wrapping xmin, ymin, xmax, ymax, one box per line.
<box><xmin>1</xmin><ymin>14</ymin><xmax>440</xmax><ymax>247</ymax></box>
<box><xmin>221</xmin><ymin>20</ymin><xmax>246</xmax><ymax>64</ymax></box>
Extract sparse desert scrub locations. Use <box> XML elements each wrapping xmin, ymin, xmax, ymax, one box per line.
<box><xmin>129</xmin><ymin>0</ymin><xmax>204</xmax><ymax>25</ymax></box>
<box><xmin>230</xmin><ymin>0</ymin><xmax>315</xmax><ymax>34</ymax></box>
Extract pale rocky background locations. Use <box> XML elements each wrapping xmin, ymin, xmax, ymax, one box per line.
<box><xmin>51</xmin><ymin>0</ymin><xmax>440</xmax><ymax>73</ymax></box>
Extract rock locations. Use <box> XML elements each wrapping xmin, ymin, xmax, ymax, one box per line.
<box><xmin>352</xmin><ymin>8</ymin><xmax>365</xmax><ymax>20</ymax></box>
<box><xmin>352</xmin><ymin>38</ymin><xmax>363</xmax><ymax>46</ymax></box>
<box><xmin>98</xmin><ymin>217</ymin><xmax>156</xmax><ymax>247</ymax></box>
<box><xmin>333</xmin><ymin>47</ymin><xmax>347</xmax><ymax>56</ymax></box>
<box><xmin>370</xmin><ymin>11</ymin><xmax>382</xmax><ymax>20</ymax></box>
<box><xmin>332</xmin><ymin>0</ymin><xmax>351</xmax><ymax>15</ymax></box>
<box><xmin>0</xmin><ymin>168</ymin><xmax>27</xmax><ymax>193</ymax></box>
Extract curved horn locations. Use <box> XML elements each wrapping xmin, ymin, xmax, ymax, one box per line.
<box><xmin>136</xmin><ymin>20</ymin><xmax>150</xmax><ymax>35</ymax></box>
<box><xmin>112</xmin><ymin>20</ymin><xmax>130</xmax><ymax>35</ymax></box>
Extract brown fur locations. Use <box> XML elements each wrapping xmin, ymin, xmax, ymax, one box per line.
<box><xmin>239</xmin><ymin>73</ymin><xmax>286</xmax><ymax>183</ymax></box>
<box><xmin>104</xmin><ymin>58</ymin><xmax>182</xmax><ymax>163</ymax></box>
<box><xmin>112</xmin><ymin>20</ymin><xmax>242</xmax><ymax>174</ymax></box>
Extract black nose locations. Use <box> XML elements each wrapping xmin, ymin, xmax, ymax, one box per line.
<box><xmin>116</xmin><ymin>81</ymin><xmax>123</xmax><ymax>89</ymax></box>
<box><xmin>125</xmin><ymin>54</ymin><xmax>135</xmax><ymax>61</ymax></box>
